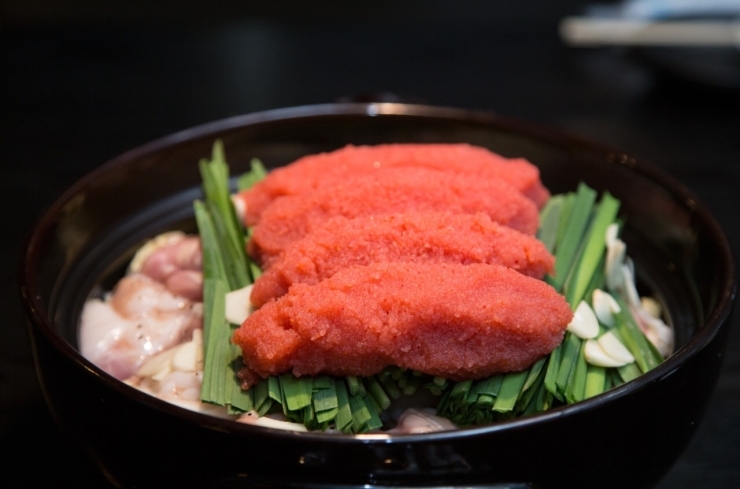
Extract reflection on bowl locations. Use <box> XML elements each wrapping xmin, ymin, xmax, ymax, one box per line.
<box><xmin>21</xmin><ymin>103</ymin><xmax>735</xmax><ymax>488</ymax></box>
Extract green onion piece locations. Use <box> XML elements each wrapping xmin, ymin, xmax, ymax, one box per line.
<box><xmin>312</xmin><ymin>378</ymin><xmax>338</xmax><ymax>411</ymax></box>
<box><xmin>521</xmin><ymin>357</ymin><xmax>547</xmax><ymax>394</ymax></box>
<box><xmin>349</xmin><ymin>395</ymin><xmax>373</xmax><ymax>433</ymax></box>
<box><xmin>474</xmin><ymin>375</ymin><xmax>504</xmax><ymax>398</ymax></box>
<box><xmin>194</xmin><ymin>202</ymin><xmax>229</xmax><ymax>284</ymax></box>
<box><xmin>584</xmin><ymin>365</ymin><xmax>606</xmax><ymax>399</ymax></box>
<box><xmin>544</xmin><ymin>342</ymin><xmax>564</xmax><ymax>401</ymax></box>
<box><xmin>334</xmin><ymin>381</ymin><xmax>353</xmax><ymax>433</ymax></box>
<box><xmin>379</xmin><ymin>375</ymin><xmax>401</xmax><ymax>400</ymax></box>
<box><xmin>616</xmin><ymin>360</ymin><xmax>642</xmax><ymax>383</ymax></box>
<box><xmin>566</xmin><ymin>193</ymin><xmax>620</xmax><ymax>306</ymax></box>
<box><xmin>253</xmin><ymin>380</ymin><xmax>271</xmax><ymax>415</ymax></box>
<box><xmin>550</xmin><ymin>184</ymin><xmax>597</xmax><ymax>291</ymax></box>
<box><xmin>493</xmin><ymin>370</ymin><xmax>528</xmax><ymax>413</ymax></box>
<box><xmin>613</xmin><ymin>297</ymin><xmax>663</xmax><ymax>373</ymax></box>
<box><xmin>402</xmin><ymin>374</ymin><xmax>421</xmax><ymax>396</ymax></box>
<box><xmin>537</xmin><ymin>194</ymin><xmax>565</xmax><ymax>253</ymax></box>
<box><xmin>517</xmin><ymin>363</ymin><xmax>548</xmax><ymax>413</ymax></box>
<box><xmin>366</xmin><ymin>376</ymin><xmax>392</xmax><ymax>410</ymax></box>
<box><xmin>267</xmin><ymin>376</ymin><xmax>282</xmax><ymax>403</ymax></box>
<box><xmin>346</xmin><ymin>376</ymin><xmax>361</xmax><ymax>396</ymax></box>
<box><xmin>316</xmin><ymin>407</ymin><xmax>339</xmax><ymax>425</ymax></box>
<box><xmin>237</xmin><ymin>158</ymin><xmax>268</xmax><ymax>191</ymax></box>
<box><xmin>200</xmin><ymin>278</ymin><xmax>228</xmax><ymax>405</ymax></box>
<box><xmin>280</xmin><ymin>375</ymin><xmax>313</xmax><ymax>411</ymax></box>
<box><xmin>555</xmin><ymin>332</ymin><xmax>582</xmax><ymax>396</ymax></box>
<box><xmin>566</xmin><ymin>340</ymin><xmax>588</xmax><ymax>403</ymax></box>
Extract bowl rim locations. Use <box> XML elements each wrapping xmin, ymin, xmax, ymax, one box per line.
<box><xmin>20</xmin><ymin>102</ymin><xmax>738</xmax><ymax>444</ymax></box>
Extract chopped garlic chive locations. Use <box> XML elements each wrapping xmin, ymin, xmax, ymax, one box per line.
<box><xmin>346</xmin><ymin>376</ymin><xmax>361</xmax><ymax>396</ymax></box>
<box><xmin>334</xmin><ymin>381</ymin><xmax>353</xmax><ymax>432</ymax></box>
<box><xmin>280</xmin><ymin>375</ymin><xmax>313</xmax><ymax>411</ymax></box>
<box><xmin>555</xmin><ymin>332</ymin><xmax>582</xmax><ymax>394</ymax></box>
<box><xmin>584</xmin><ymin>365</ymin><xmax>606</xmax><ymax>399</ymax></box>
<box><xmin>312</xmin><ymin>379</ymin><xmax>338</xmax><ymax>412</ymax></box>
<box><xmin>349</xmin><ymin>395</ymin><xmax>372</xmax><ymax>433</ymax></box>
<box><xmin>200</xmin><ymin>278</ymin><xmax>228</xmax><ymax>405</ymax></box>
<box><xmin>617</xmin><ymin>362</ymin><xmax>642</xmax><ymax>384</ymax></box>
<box><xmin>566</xmin><ymin>340</ymin><xmax>589</xmax><ymax>403</ymax></box>
<box><xmin>379</xmin><ymin>375</ymin><xmax>401</xmax><ymax>400</ymax></box>
<box><xmin>537</xmin><ymin>194</ymin><xmax>565</xmax><ymax>253</ymax></box>
<box><xmin>237</xmin><ymin>158</ymin><xmax>268</xmax><ymax>191</ymax></box>
<box><xmin>493</xmin><ymin>370</ymin><xmax>528</xmax><ymax>413</ymax></box>
<box><xmin>566</xmin><ymin>192</ymin><xmax>620</xmax><ymax>307</ymax></box>
<box><xmin>613</xmin><ymin>297</ymin><xmax>663</xmax><ymax>372</ymax></box>
<box><xmin>550</xmin><ymin>184</ymin><xmax>597</xmax><ymax>291</ymax></box>
<box><xmin>544</xmin><ymin>342</ymin><xmax>563</xmax><ymax>401</ymax></box>
<box><xmin>366</xmin><ymin>376</ymin><xmax>391</xmax><ymax>410</ymax></box>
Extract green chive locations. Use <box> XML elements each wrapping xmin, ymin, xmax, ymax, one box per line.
<box><xmin>493</xmin><ymin>370</ymin><xmax>528</xmax><ymax>413</ymax></box>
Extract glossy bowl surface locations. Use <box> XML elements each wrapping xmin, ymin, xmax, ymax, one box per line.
<box><xmin>21</xmin><ymin>103</ymin><xmax>736</xmax><ymax>489</ymax></box>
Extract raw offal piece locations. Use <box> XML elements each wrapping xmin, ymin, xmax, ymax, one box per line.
<box><xmin>233</xmin><ymin>262</ymin><xmax>572</xmax><ymax>381</ymax></box>
<box><xmin>236</xmin><ymin>143</ymin><xmax>549</xmax><ymax>225</ymax></box>
<box><xmin>248</xmin><ymin>167</ymin><xmax>540</xmax><ymax>266</ymax></box>
<box><xmin>250</xmin><ymin>211</ymin><xmax>555</xmax><ymax>307</ymax></box>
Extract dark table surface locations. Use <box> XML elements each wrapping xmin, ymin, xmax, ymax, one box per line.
<box><xmin>2</xmin><ymin>1</ymin><xmax>739</xmax><ymax>487</ymax></box>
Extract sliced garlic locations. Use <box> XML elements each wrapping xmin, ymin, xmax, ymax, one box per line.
<box><xmin>135</xmin><ymin>347</ymin><xmax>178</xmax><ymax>377</ymax></box>
<box><xmin>172</xmin><ymin>340</ymin><xmax>200</xmax><ymax>372</ymax></box>
<box><xmin>237</xmin><ymin>412</ymin><xmax>308</xmax><ymax>432</ymax></box>
<box><xmin>640</xmin><ymin>297</ymin><xmax>662</xmax><ymax>319</ymax></box>
<box><xmin>605</xmin><ymin>238</ymin><xmax>626</xmax><ymax>292</ymax></box>
<box><xmin>620</xmin><ymin>264</ymin><xmax>641</xmax><ymax>307</ymax></box>
<box><xmin>597</xmin><ymin>331</ymin><xmax>635</xmax><ymax>365</ymax></box>
<box><xmin>225</xmin><ymin>284</ymin><xmax>255</xmax><ymax>325</ymax></box>
<box><xmin>605</xmin><ymin>223</ymin><xmax>619</xmax><ymax>247</ymax></box>
<box><xmin>585</xmin><ymin>339</ymin><xmax>628</xmax><ymax>367</ymax></box>
<box><xmin>592</xmin><ymin>289</ymin><xmax>621</xmax><ymax>327</ymax></box>
<box><xmin>567</xmin><ymin>300</ymin><xmax>599</xmax><ymax>339</ymax></box>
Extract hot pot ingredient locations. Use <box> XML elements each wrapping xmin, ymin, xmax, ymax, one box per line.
<box><xmin>250</xmin><ymin>211</ymin><xmax>555</xmax><ymax>308</ymax></box>
<box><xmin>236</xmin><ymin>143</ymin><xmax>549</xmax><ymax>226</ymax></box>
<box><xmin>234</xmin><ymin>262</ymin><xmax>572</xmax><ymax>382</ymax></box>
<box><xmin>247</xmin><ymin>166</ymin><xmax>539</xmax><ymax>267</ymax></box>
<box><xmin>80</xmin><ymin>273</ymin><xmax>203</xmax><ymax>380</ymax></box>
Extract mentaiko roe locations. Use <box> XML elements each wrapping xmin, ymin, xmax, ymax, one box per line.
<box><xmin>233</xmin><ymin>262</ymin><xmax>572</xmax><ymax>381</ymax></box>
<box><xmin>236</xmin><ymin>143</ymin><xmax>549</xmax><ymax>226</ymax></box>
<box><xmin>248</xmin><ymin>167</ymin><xmax>539</xmax><ymax>266</ymax></box>
<box><xmin>250</xmin><ymin>211</ymin><xmax>555</xmax><ymax>307</ymax></box>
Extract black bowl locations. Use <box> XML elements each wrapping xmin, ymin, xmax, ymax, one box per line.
<box><xmin>21</xmin><ymin>103</ymin><xmax>736</xmax><ymax>489</ymax></box>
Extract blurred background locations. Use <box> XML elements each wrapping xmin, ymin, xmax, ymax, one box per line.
<box><xmin>1</xmin><ymin>0</ymin><xmax>739</xmax><ymax>487</ymax></box>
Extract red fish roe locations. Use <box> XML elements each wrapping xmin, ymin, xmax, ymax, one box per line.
<box><xmin>248</xmin><ymin>167</ymin><xmax>539</xmax><ymax>267</ymax></box>
<box><xmin>250</xmin><ymin>212</ymin><xmax>555</xmax><ymax>307</ymax></box>
<box><xmin>237</xmin><ymin>144</ymin><xmax>548</xmax><ymax>226</ymax></box>
<box><xmin>233</xmin><ymin>262</ymin><xmax>572</xmax><ymax>381</ymax></box>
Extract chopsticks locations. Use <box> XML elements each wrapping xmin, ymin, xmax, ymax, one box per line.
<box><xmin>560</xmin><ymin>17</ymin><xmax>740</xmax><ymax>47</ymax></box>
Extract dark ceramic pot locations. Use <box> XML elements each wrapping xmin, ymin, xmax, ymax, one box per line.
<box><xmin>21</xmin><ymin>103</ymin><xmax>736</xmax><ymax>489</ymax></box>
